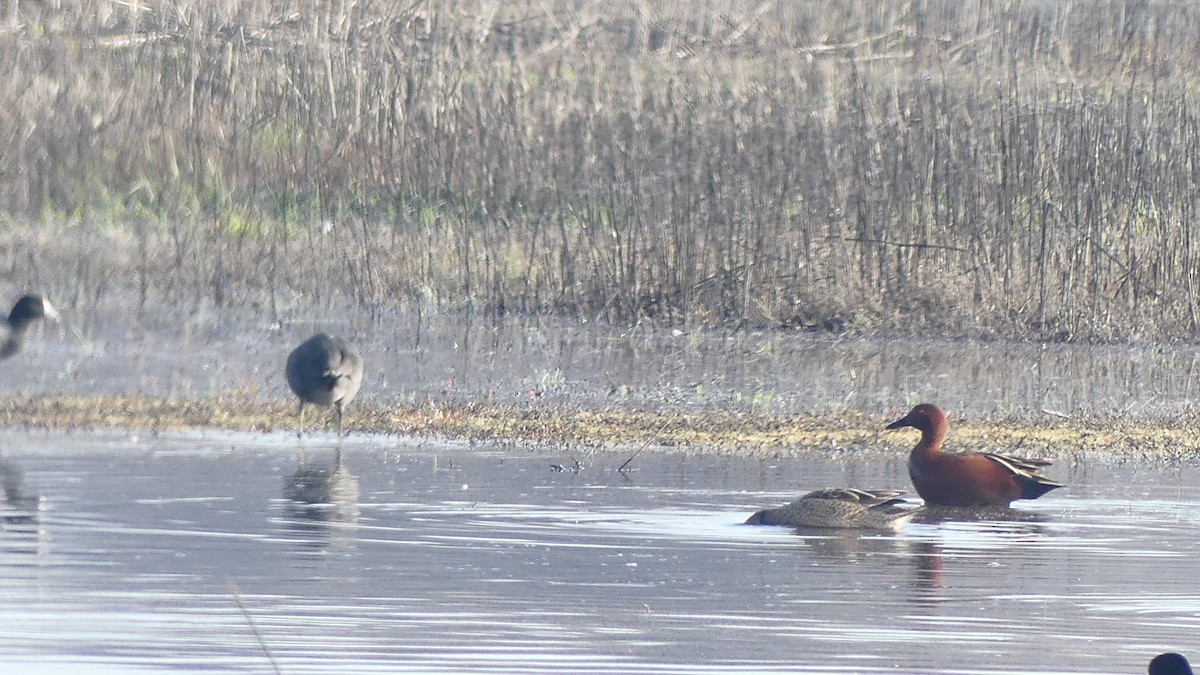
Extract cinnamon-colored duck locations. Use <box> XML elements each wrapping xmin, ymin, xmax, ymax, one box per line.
<box><xmin>886</xmin><ymin>403</ymin><xmax>1063</xmax><ymax>507</ymax></box>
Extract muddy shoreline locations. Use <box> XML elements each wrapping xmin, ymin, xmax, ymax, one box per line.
<box><xmin>3</xmin><ymin>394</ymin><xmax>1197</xmax><ymax>461</ymax></box>
<box><xmin>7</xmin><ymin>308</ymin><xmax>1200</xmax><ymax>460</ymax></box>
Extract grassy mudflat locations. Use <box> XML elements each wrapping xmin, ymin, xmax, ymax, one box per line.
<box><xmin>3</xmin><ymin>394</ymin><xmax>1197</xmax><ymax>460</ymax></box>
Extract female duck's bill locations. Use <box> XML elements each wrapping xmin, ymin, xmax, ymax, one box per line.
<box><xmin>886</xmin><ymin>403</ymin><xmax>1063</xmax><ymax>507</ymax></box>
<box><xmin>1</xmin><ymin>294</ymin><xmax>60</xmax><ymax>360</ymax></box>
<box><xmin>745</xmin><ymin>488</ymin><xmax>916</xmax><ymax>530</ymax></box>
<box><xmin>1150</xmin><ymin>653</ymin><xmax>1194</xmax><ymax>675</ymax></box>
<box><xmin>286</xmin><ymin>333</ymin><xmax>364</xmax><ymax>438</ymax></box>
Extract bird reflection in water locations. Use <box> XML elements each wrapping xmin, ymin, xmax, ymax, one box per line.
<box><xmin>908</xmin><ymin>508</ymin><xmax>1051</xmax><ymax>607</ymax></box>
<box><xmin>912</xmin><ymin>505</ymin><xmax>1053</xmax><ymax>527</ymax></box>
<box><xmin>0</xmin><ymin>456</ymin><xmax>51</xmax><ymax>561</ymax></box>
<box><xmin>912</xmin><ymin>541</ymin><xmax>946</xmax><ymax>604</ymax></box>
<box><xmin>281</xmin><ymin>449</ymin><xmax>361</xmax><ymax>550</ymax></box>
<box><xmin>792</xmin><ymin>529</ymin><xmax>914</xmax><ymax>562</ymax></box>
<box><xmin>0</xmin><ymin>457</ymin><xmax>41</xmax><ymax>529</ymax></box>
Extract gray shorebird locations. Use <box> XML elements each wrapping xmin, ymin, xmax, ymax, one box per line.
<box><xmin>285</xmin><ymin>333</ymin><xmax>364</xmax><ymax>437</ymax></box>
<box><xmin>1</xmin><ymin>295</ymin><xmax>60</xmax><ymax>360</ymax></box>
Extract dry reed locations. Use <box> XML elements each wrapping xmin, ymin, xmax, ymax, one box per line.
<box><xmin>3</xmin><ymin>1</ymin><xmax>1200</xmax><ymax>342</ymax></box>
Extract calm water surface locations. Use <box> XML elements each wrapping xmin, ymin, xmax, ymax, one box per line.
<box><xmin>0</xmin><ymin>430</ymin><xmax>1196</xmax><ymax>673</ymax></box>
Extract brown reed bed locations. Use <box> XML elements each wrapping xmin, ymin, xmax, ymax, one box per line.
<box><xmin>4</xmin><ymin>1</ymin><xmax>1200</xmax><ymax>342</ymax></box>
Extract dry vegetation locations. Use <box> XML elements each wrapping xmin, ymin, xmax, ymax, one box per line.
<box><xmin>5</xmin><ymin>393</ymin><xmax>1200</xmax><ymax>460</ymax></box>
<box><xmin>4</xmin><ymin>1</ymin><xmax>1200</xmax><ymax>341</ymax></box>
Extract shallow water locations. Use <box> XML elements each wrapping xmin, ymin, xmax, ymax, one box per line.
<box><xmin>10</xmin><ymin>309</ymin><xmax>1200</xmax><ymax>417</ymax></box>
<box><xmin>0</xmin><ymin>430</ymin><xmax>1196</xmax><ymax>673</ymax></box>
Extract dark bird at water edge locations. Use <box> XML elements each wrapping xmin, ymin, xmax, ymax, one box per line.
<box><xmin>285</xmin><ymin>333</ymin><xmax>364</xmax><ymax>438</ymax></box>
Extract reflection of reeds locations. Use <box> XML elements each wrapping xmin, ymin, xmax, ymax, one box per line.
<box><xmin>5</xmin><ymin>2</ymin><xmax>1200</xmax><ymax>341</ymax></box>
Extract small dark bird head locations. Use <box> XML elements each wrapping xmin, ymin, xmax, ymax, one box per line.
<box><xmin>8</xmin><ymin>295</ymin><xmax>60</xmax><ymax>325</ymax></box>
<box><xmin>1150</xmin><ymin>653</ymin><xmax>1194</xmax><ymax>675</ymax></box>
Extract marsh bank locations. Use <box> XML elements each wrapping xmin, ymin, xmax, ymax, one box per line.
<box><xmin>4</xmin><ymin>310</ymin><xmax>1200</xmax><ymax>460</ymax></box>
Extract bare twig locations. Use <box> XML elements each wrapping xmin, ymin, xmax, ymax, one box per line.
<box><xmin>230</xmin><ymin>579</ymin><xmax>284</xmax><ymax>675</ymax></box>
<box><xmin>618</xmin><ymin>415</ymin><xmax>676</xmax><ymax>474</ymax></box>
<box><xmin>843</xmin><ymin>238</ymin><xmax>968</xmax><ymax>253</ymax></box>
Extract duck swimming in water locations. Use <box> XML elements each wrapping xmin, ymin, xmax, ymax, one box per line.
<box><xmin>887</xmin><ymin>403</ymin><xmax>1063</xmax><ymax>507</ymax></box>
<box><xmin>745</xmin><ymin>488</ymin><xmax>916</xmax><ymax>530</ymax></box>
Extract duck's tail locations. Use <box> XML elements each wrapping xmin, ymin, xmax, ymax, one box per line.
<box><xmin>1016</xmin><ymin>475</ymin><xmax>1065</xmax><ymax>499</ymax></box>
<box><xmin>984</xmin><ymin>452</ymin><xmax>1065</xmax><ymax>499</ymax></box>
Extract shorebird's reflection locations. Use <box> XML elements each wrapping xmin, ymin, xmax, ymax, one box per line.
<box><xmin>281</xmin><ymin>449</ymin><xmax>360</xmax><ymax>549</ymax></box>
<box><xmin>0</xmin><ymin>457</ymin><xmax>40</xmax><ymax>528</ymax></box>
